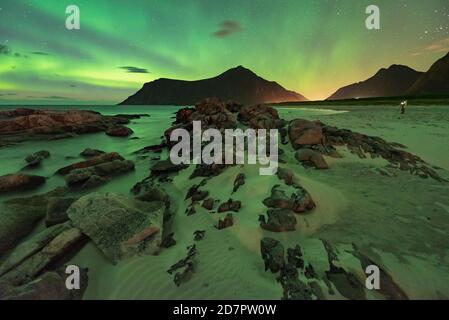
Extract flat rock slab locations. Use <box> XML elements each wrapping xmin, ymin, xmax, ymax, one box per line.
<box><xmin>67</xmin><ymin>192</ymin><xmax>165</xmax><ymax>264</ymax></box>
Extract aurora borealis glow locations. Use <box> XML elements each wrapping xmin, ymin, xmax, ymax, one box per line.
<box><xmin>0</xmin><ymin>0</ymin><xmax>448</xmax><ymax>104</ymax></box>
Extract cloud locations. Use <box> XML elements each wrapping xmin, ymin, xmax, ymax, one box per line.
<box><xmin>412</xmin><ymin>38</ymin><xmax>449</xmax><ymax>56</ymax></box>
<box><xmin>212</xmin><ymin>20</ymin><xmax>243</xmax><ymax>38</ymax></box>
<box><xmin>119</xmin><ymin>66</ymin><xmax>150</xmax><ymax>74</ymax></box>
<box><xmin>42</xmin><ymin>96</ymin><xmax>71</xmax><ymax>100</ymax></box>
<box><xmin>31</xmin><ymin>51</ymin><xmax>51</xmax><ymax>56</ymax></box>
<box><xmin>0</xmin><ymin>93</ymin><xmax>16</xmax><ymax>97</ymax></box>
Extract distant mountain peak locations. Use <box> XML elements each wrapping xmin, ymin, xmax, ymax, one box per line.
<box><xmin>120</xmin><ymin>66</ymin><xmax>307</xmax><ymax>105</ymax></box>
<box><xmin>328</xmin><ymin>64</ymin><xmax>423</xmax><ymax>100</ymax></box>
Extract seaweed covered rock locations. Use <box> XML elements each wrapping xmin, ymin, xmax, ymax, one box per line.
<box><xmin>67</xmin><ymin>192</ymin><xmax>165</xmax><ymax>263</ymax></box>
<box><xmin>260</xmin><ymin>238</ymin><xmax>285</xmax><ymax>273</ymax></box>
<box><xmin>259</xmin><ymin>209</ymin><xmax>297</xmax><ymax>232</ymax></box>
<box><xmin>263</xmin><ymin>185</ymin><xmax>315</xmax><ymax>214</ymax></box>
<box><xmin>24</xmin><ymin>150</ymin><xmax>50</xmax><ymax>169</ymax></box>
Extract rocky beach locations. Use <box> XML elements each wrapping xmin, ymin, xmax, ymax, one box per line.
<box><xmin>0</xmin><ymin>101</ymin><xmax>448</xmax><ymax>300</ymax></box>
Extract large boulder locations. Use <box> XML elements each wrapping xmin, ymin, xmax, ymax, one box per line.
<box><xmin>67</xmin><ymin>192</ymin><xmax>165</xmax><ymax>263</ymax></box>
<box><xmin>238</xmin><ymin>104</ymin><xmax>284</xmax><ymax>129</ymax></box>
<box><xmin>289</xmin><ymin>119</ymin><xmax>324</xmax><ymax>149</ymax></box>
<box><xmin>0</xmin><ymin>174</ymin><xmax>45</xmax><ymax>193</ymax></box>
<box><xmin>150</xmin><ymin>160</ymin><xmax>187</xmax><ymax>174</ymax></box>
<box><xmin>295</xmin><ymin>149</ymin><xmax>329</xmax><ymax>169</ymax></box>
<box><xmin>106</xmin><ymin>126</ymin><xmax>134</xmax><ymax>137</ymax></box>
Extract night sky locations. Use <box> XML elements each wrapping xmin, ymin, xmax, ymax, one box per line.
<box><xmin>0</xmin><ymin>0</ymin><xmax>448</xmax><ymax>104</ymax></box>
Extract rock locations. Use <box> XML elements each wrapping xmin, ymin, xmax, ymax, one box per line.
<box><xmin>0</xmin><ymin>267</ymin><xmax>88</xmax><ymax>300</ymax></box>
<box><xmin>260</xmin><ymin>238</ymin><xmax>285</xmax><ymax>273</ymax></box>
<box><xmin>191</xmin><ymin>190</ymin><xmax>209</xmax><ymax>202</ymax></box>
<box><xmin>45</xmin><ymin>197</ymin><xmax>78</xmax><ymax>227</ymax></box>
<box><xmin>0</xmin><ymin>109</ymin><xmax>103</xmax><ymax>134</ymax></box>
<box><xmin>135</xmin><ymin>187</ymin><xmax>171</xmax><ymax>209</ymax></box>
<box><xmin>57</xmin><ymin>152</ymin><xmax>125</xmax><ymax>175</ymax></box>
<box><xmin>80</xmin><ymin>148</ymin><xmax>105</xmax><ymax>157</ymax></box>
<box><xmin>217</xmin><ymin>199</ymin><xmax>241</xmax><ymax>213</ymax></box>
<box><xmin>151</xmin><ymin>160</ymin><xmax>187</xmax><ymax>174</ymax></box>
<box><xmin>106</xmin><ymin>126</ymin><xmax>134</xmax><ymax>137</ymax></box>
<box><xmin>263</xmin><ymin>185</ymin><xmax>315</xmax><ymax>214</ymax></box>
<box><xmin>190</xmin><ymin>164</ymin><xmax>228</xmax><ymax>179</ymax></box>
<box><xmin>65</xmin><ymin>160</ymin><xmax>134</xmax><ymax>189</ymax></box>
<box><xmin>190</xmin><ymin>98</ymin><xmax>238</xmax><ymax>129</ymax></box>
<box><xmin>202</xmin><ymin>198</ymin><xmax>215</xmax><ymax>210</ymax></box>
<box><xmin>216</xmin><ymin>213</ymin><xmax>234</xmax><ymax>230</ymax></box>
<box><xmin>238</xmin><ymin>104</ymin><xmax>284</xmax><ymax>129</ymax></box>
<box><xmin>161</xmin><ymin>232</ymin><xmax>176</xmax><ymax>248</ymax></box>
<box><xmin>167</xmin><ymin>245</ymin><xmax>197</xmax><ymax>286</ymax></box>
<box><xmin>0</xmin><ymin>188</ymin><xmax>68</xmax><ymax>254</ymax></box>
<box><xmin>24</xmin><ymin>150</ymin><xmax>50</xmax><ymax>168</ymax></box>
<box><xmin>134</xmin><ymin>142</ymin><xmax>166</xmax><ymax>154</ymax></box>
<box><xmin>259</xmin><ymin>209</ymin><xmax>297</xmax><ymax>232</ymax></box>
<box><xmin>174</xmin><ymin>108</ymin><xmax>195</xmax><ymax>124</ymax></box>
<box><xmin>0</xmin><ymin>174</ymin><xmax>46</xmax><ymax>193</ymax></box>
<box><xmin>295</xmin><ymin>149</ymin><xmax>329</xmax><ymax>169</ymax></box>
<box><xmin>193</xmin><ymin>230</ymin><xmax>206</xmax><ymax>241</ymax></box>
<box><xmin>186</xmin><ymin>206</ymin><xmax>196</xmax><ymax>216</ymax></box>
<box><xmin>0</xmin><ymin>222</ymin><xmax>72</xmax><ymax>277</ymax></box>
<box><xmin>276</xmin><ymin>167</ymin><xmax>295</xmax><ymax>186</ymax></box>
<box><xmin>67</xmin><ymin>192</ymin><xmax>165</xmax><ymax>263</ymax></box>
<box><xmin>0</xmin><ymin>228</ymin><xmax>86</xmax><ymax>286</ymax></box>
<box><xmin>232</xmin><ymin>173</ymin><xmax>245</xmax><ymax>193</ymax></box>
<box><xmin>289</xmin><ymin>119</ymin><xmax>324</xmax><ymax>149</ymax></box>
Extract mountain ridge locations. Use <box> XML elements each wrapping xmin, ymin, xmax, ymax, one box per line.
<box><xmin>119</xmin><ymin>66</ymin><xmax>308</xmax><ymax>105</ymax></box>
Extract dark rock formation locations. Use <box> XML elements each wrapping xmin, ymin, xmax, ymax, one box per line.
<box><xmin>216</xmin><ymin>213</ymin><xmax>234</xmax><ymax>230</ymax></box>
<box><xmin>263</xmin><ymin>185</ymin><xmax>315</xmax><ymax>214</ymax></box>
<box><xmin>167</xmin><ymin>245</ymin><xmax>197</xmax><ymax>286</ymax></box>
<box><xmin>295</xmin><ymin>149</ymin><xmax>329</xmax><ymax>169</ymax></box>
<box><xmin>260</xmin><ymin>238</ymin><xmax>285</xmax><ymax>273</ymax></box>
<box><xmin>217</xmin><ymin>199</ymin><xmax>241</xmax><ymax>213</ymax></box>
<box><xmin>57</xmin><ymin>152</ymin><xmax>125</xmax><ymax>175</ymax></box>
<box><xmin>289</xmin><ymin>119</ymin><xmax>324</xmax><ymax>149</ymax></box>
<box><xmin>106</xmin><ymin>126</ymin><xmax>134</xmax><ymax>137</ymax></box>
<box><xmin>23</xmin><ymin>150</ymin><xmax>50</xmax><ymax>169</ymax></box>
<box><xmin>0</xmin><ymin>174</ymin><xmax>46</xmax><ymax>193</ymax></box>
<box><xmin>80</xmin><ymin>148</ymin><xmax>105</xmax><ymax>157</ymax></box>
<box><xmin>238</xmin><ymin>104</ymin><xmax>285</xmax><ymax>129</ymax></box>
<box><xmin>232</xmin><ymin>173</ymin><xmax>246</xmax><ymax>193</ymax></box>
<box><xmin>120</xmin><ymin>66</ymin><xmax>307</xmax><ymax>105</ymax></box>
<box><xmin>259</xmin><ymin>209</ymin><xmax>297</xmax><ymax>232</ymax></box>
<box><xmin>202</xmin><ymin>198</ymin><xmax>215</xmax><ymax>210</ymax></box>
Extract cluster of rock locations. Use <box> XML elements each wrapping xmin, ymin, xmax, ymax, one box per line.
<box><xmin>57</xmin><ymin>152</ymin><xmax>135</xmax><ymax>189</ymax></box>
<box><xmin>0</xmin><ymin>108</ymin><xmax>138</xmax><ymax>145</ymax></box>
<box><xmin>260</xmin><ymin>237</ymin><xmax>409</xmax><ymax>300</ymax></box>
<box><xmin>260</xmin><ymin>170</ymin><xmax>316</xmax><ymax>232</ymax></box>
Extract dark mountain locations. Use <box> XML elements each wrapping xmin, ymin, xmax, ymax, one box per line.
<box><xmin>119</xmin><ymin>66</ymin><xmax>307</xmax><ymax>105</ymax></box>
<box><xmin>327</xmin><ymin>65</ymin><xmax>423</xmax><ymax>100</ymax></box>
<box><xmin>407</xmin><ymin>52</ymin><xmax>449</xmax><ymax>96</ymax></box>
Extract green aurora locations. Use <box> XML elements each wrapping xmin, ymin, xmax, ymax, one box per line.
<box><xmin>0</xmin><ymin>0</ymin><xmax>448</xmax><ymax>104</ymax></box>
